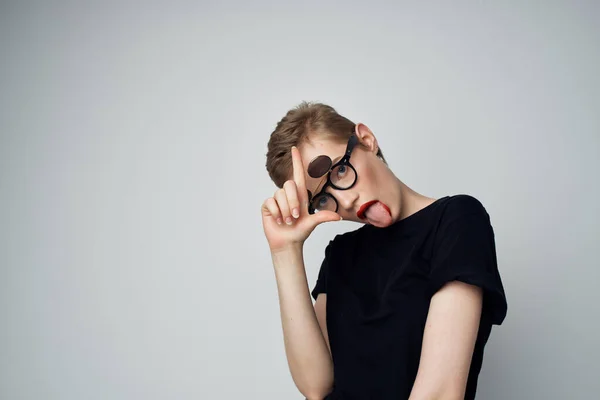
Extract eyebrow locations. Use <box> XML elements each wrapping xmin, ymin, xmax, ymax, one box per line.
<box><xmin>312</xmin><ymin>155</ymin><xmax>343</xmax><ymax>195</ymax></box>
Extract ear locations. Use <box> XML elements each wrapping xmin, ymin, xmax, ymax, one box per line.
<box><xmin>354</xmin><ymin>123</ymin><xmax>380</xmax><ymax>155</ymax></box>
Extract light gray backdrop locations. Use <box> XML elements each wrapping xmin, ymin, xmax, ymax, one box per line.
<box><xmin>1</xmin><ymin>1</ymin><xmax>598</xmax><ymax>399</ymax></box>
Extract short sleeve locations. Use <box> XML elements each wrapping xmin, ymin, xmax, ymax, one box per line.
<box><xmin>428</xmin><ymin>197</ymin><xmax>508</xmax><ymax>325</ymax></box>
<box><xmin>311</xmin><ymin>240</ymin><xmax>333</xmax><ymax>301</ymax></box>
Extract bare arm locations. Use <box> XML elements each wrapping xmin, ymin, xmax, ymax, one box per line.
<box><xmin>262</xmin><ymin>146</ymin><xmax>340</xmax><ymax>399</ymax></box>
<box><xmin>314</xmin><ymin>293</ymin><xmax>330</xmax><ymax>354</ymax></box>
<box><xmin>408</xmin><ymin>281</ymin><xmax>483</xmax><ymax>400</ymax></box>
<box><xmin>272</xmin><ymin>246</ymin><xmax>334</xmax><ymax>399</ymax></box>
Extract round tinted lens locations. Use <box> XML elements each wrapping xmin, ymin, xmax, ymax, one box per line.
<box><xmin>330</xmin><ymin>164</ymin><xmax>356</xmax><ymax>189</ymax></box>
<box><xmin>310</xmin><ymin>194</ymin><xmax>337</xmax><ymax>213</ymax></box>
<box><xmin>308</xmin><ymin>155</ymin><xmax>332</xmax><ymax>178</ymax></box>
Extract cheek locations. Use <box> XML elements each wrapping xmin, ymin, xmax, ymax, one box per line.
<box><xmin>356</xmin><ymin>162</ymin><xmax>381</xmax><ymax>193</ymax></box>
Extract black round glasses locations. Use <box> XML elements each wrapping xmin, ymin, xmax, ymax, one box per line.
<box><xmin>307</xmin><ymin>134</ymin><xmax>359</xmax><ymax>214</ymax></box>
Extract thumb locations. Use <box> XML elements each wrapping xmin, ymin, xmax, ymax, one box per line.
<box><xmin>311</xmin><ymin>210</ymin><xmax>343</xmax><ymax>226</ymax></box>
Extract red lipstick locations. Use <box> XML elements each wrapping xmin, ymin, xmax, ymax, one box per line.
<box><xmin>357</xmin><ymin>200</ymin><xmax>391</xmax><ymax>220</ymax></box>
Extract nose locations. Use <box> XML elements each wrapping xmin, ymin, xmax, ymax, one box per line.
<box><xmin>333</xmin><ymin>188</ymin><xmax>359</xmax><ymax>213</ymax></box>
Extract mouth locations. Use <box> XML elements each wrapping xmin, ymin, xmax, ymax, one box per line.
<box><xmin>357</xmin><ymin>200</ymin><xmax>379</xmax><ymax>219</ymax></box>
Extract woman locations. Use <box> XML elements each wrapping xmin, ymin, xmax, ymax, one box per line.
<box><xmin>261</xmin><ymin>102</ymin><xmax>507</xmax><ymax>400</ymax></box>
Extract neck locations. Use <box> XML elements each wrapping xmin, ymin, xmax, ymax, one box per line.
<box><xmin>397</xmin><ymin>181</ymin><xmax>437</xmax><ymax>221</ymax></box>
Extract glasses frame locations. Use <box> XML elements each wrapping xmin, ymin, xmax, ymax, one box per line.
<box><xmin>307</xmin><ymin>134</ymin><xmax>359</xmax><ymax>214</ymax></box>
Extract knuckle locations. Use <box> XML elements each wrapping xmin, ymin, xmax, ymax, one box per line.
<box><xmin>275</xmin><ymin>195</ymin><xmax>289</xmax><ymax>211</ymax></box>
<box><xmin>283</xmin><ymin>180</ymin><xmax>296</xmax><ymax>190</ymax></box>
<box><xmin>265</xmin><ymin>198</ymin><xmax>277</xmax><ymax>210</ymax></box>
<box><xmin>274</xmin><ymin>188</ymin><xmax>286</xmax><ymax>199</ymax></box>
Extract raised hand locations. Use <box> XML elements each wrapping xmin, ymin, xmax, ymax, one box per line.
<box><xmin>262</xmin><ymin>146</ymin><xmax>342</xmax><ymax>253</ymax></box>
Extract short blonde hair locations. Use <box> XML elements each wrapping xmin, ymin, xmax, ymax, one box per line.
<box><xmin>265</xmin><ymin>101</ymin><xmax>385</xmax><ymax>188</ymax></box>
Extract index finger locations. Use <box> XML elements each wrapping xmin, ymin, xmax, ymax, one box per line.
<box><xmin>291</xmin><ymin>146</ymin><xmax>308</xmax><ymax>205</ymax></box>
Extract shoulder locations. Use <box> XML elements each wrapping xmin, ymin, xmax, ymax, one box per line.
<box><xmin>439</xmin><ymin>194</ymin><xmax>490</xmax><ymax>224</ymax></box>
<box><xmin>443</xmin><ymin>194</ymin><xmax>487</xmax><ymax>214</ymax></box>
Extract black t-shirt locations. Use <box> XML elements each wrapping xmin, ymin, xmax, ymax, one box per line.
<box><xmin>311</xmin><ymin>194</ymin><xmax>508</xmax><ymax>400</ymax></box>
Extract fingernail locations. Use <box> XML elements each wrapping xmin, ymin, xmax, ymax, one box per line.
<box><xmin>286</xmin><ymin>217</ymin><xmax>293</xmax><ymax>225</ymax></box>
<box><xmin>339</xmin><ymin>216</ymin><xmax>343</xmax><ymax>220</ymax></box>
<box><xmin>277</xmin><ymin>217</ymin><xmax>283</xmax><ymax>225</ymax></box>
<box><xmin>292</xmin><ymin>208</ymin><xmax>299</xmax><ymax>218</ymax></box>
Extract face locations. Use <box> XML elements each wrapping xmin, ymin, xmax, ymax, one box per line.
<box><xmin>296</xmin><ymin>123</ymin><xmax>402</xmax><ymax>227</ymax></box>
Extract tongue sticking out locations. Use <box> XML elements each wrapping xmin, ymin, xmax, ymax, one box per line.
<box><xmin>365</xmin><ymin>201</ymin><xmax>392</xmax><ymax>226</ymax></box>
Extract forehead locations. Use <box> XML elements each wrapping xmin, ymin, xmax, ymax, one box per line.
<box><xmin>297</xmin><ymin>136</ymin><xmax>346</xmax><ymax>193</ymax></box>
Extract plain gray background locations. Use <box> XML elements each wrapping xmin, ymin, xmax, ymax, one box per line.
<box><xmin>1</xmin><ymin>1</ymin><xmax>598</xmax><ymax>399</ymax></box>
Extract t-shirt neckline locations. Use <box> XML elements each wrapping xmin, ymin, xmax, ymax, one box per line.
<box><xmin>365</xmin><ymin>196</ymin><xmax>450</xmax><ymax>233</ymax></box>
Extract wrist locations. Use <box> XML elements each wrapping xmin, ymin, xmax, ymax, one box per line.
<box><xmin>270</xmin><ymin>242</ymin><xmax>304</xmax><ymax>257</ymax></box>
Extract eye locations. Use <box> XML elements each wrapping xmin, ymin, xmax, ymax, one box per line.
<box><xmin>337</xmin><ymin>165</ymin><xmax>347</xmax><ymax>176</ymax></box>
<box><xmin>318</xmin><ymin>196</ymin><xmax>328</xmax><ymax>206</ymax></box>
